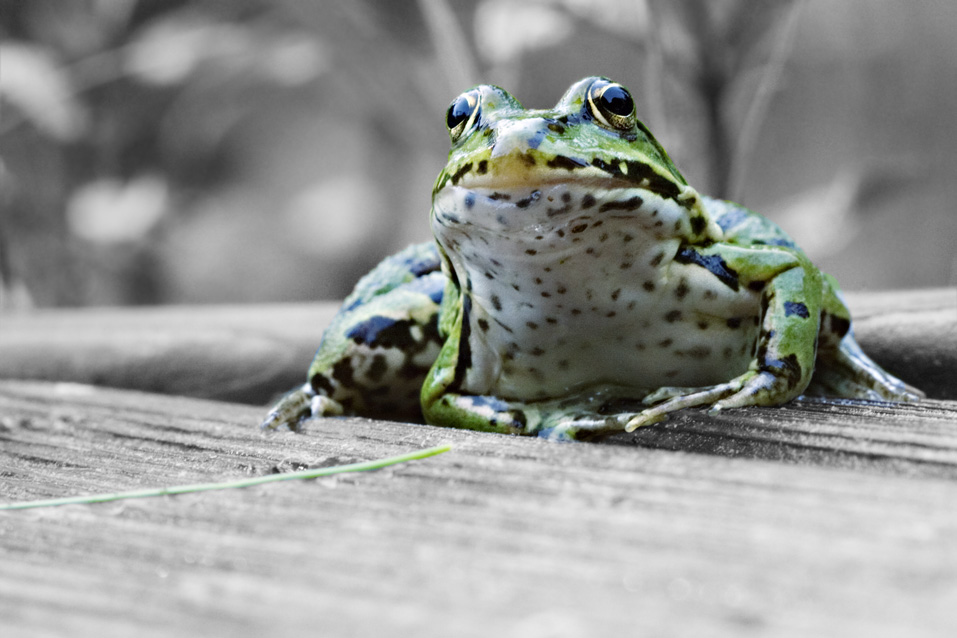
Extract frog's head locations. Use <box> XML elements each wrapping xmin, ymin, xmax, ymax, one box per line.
<box><xmin>432</xmin><ymin>76</ymin><xmax>688</xmax><ymax>201</ymax></box>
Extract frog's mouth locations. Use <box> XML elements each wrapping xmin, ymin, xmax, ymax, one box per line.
<box><xmin>432</xmin><ymin>180</ymin><xmax>688</xmax><ymax>236</ymax></box>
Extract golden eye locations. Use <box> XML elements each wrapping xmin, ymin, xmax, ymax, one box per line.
<box><xmin>587</xmin><ymin>80</ymin><xmax>636</xmax><ymax>131</ymax></box>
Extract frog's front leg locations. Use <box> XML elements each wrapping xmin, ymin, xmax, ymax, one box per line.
<box><xmin>626</xmin><ymin>246</ymin><xmax>823</xmax><ymax>431</ymax></box>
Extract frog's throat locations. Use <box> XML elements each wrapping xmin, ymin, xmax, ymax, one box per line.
<box><xmin>431</xmin><ymin>182</ymin><xmax>703</xmax><ymax>241</ymax></box>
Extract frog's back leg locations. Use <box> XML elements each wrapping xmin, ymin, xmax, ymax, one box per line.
<box><xmin>261</xmin><ymin>242</ymin><xmax>446</xmax><ymax>431</ymax></box>
<box><xmin>806</xmin><ymin>275</ymin><xmax>924</xmax><ymax>401</ymax></box>
<box><xmin>706</xmin><ymin>196</ymin><xmax>922</xmax><ymax>401</ymax></box>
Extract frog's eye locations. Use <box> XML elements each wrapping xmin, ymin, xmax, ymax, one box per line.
<box><xmin>586</xmin><ymin>80</ymin><xmax>636</xmax><ymax>131</ymax></box>
<box><xmin>446</xmin><ymin>90</ymin><xmax>481</xmax><ymax>142</ymax></box>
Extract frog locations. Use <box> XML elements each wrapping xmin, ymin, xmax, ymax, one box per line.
<box><xmin>261</xmin><ymin>76</ymin><xmax>923</xmax><ymax>441</ymax></box>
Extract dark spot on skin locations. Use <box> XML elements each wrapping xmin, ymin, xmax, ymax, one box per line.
<box><xmin>530</xmin><ymin>347</ymin><xmax>545</xmax><ymax>356</ymax></box>
<box><xmin>649</xmin><ymin>252</ymin><xmax>665</xmax><ymax>267</ymax></box>
<box><xmin>658</xmin><ymin>338</ymin><xmax>673</xmax><ymax>348</ymax></box>
<box><xmin>546</xmin><ymin>317</ymin><xmax>558</xmax><ymax>324</ymax></box>
<box><xmin>541</xmin><ymin>291</ymin><xmax>551</xmax><ymax>297</ymax></box>
<box><xmin>674</xmin><ymin>220</ymin><xmax>681</xmax><ymax>231</ymax></box>
<box><xmin>600</xmin><ymin>233</ymin><xmax>609</xmax><ymax>242</ymax></box>
<box><xmin>367</xmin><ymin>354</ymin><xmax>388</xmax><ymax>383</ymax></box>
<box><xmin>346</xmin><ymin>316</ymin><xmax>398</xmax><ymax>346</ymax></box>
<box><xmin>761</xmin><ymin>353</ymin><xmax>803</xmax><ymax>390</ymax></box>
<box><xmin>690</xmin><ymin>215</ymin><xmax>707</xmax><ymax>235</ymax></box>
<box><xmin>571</xmin><ymin>308</ymin><xmax>582</xmax><ymax>315</ymax></box>
<box><xmin>673</xmin><ymin>246</ymin><xmax>740</xmax><ymax>291</ymax></box>
<box><xmin>598</xmin><ymin>196</ymin><xmax>642</xmax><ymax>213</ymax></box>
<box><xmin>450</xmin><ymin>162</ymin><xmax>472</xmax><ymax>185</ymax></box>
<box><xmin>556</xmin><ymin>285</ymin><xmax>567</xmax><ymax>294</ymax></box>
<box><xmin>331</xmin><ymin>358</ymin><xmax>355</xmax><ymax>388</ymax></box>
<box><xmin>686</xmin><ymin>346</ymin><xmax>712</xmax><ymax>359</ymax></box>
<box><xmin>784</xmin><ymin>301</ymin><xmax>810</xmax><ymax>318</ymax></box>
<box><xmin>311</xmin><ymin>373</ymin><xmax>334</xmax><ymax>396</ymax></box>
<box><xmin>665</xmin><ymin>310</ymin><xmax>682</xmax><ymax>322</ymax></box>
<box><xmin>643</xmin><ymin>281</ymin><xmax>655</xmax><ymax>292</ymax></box>
<box><xmin>561</xmin><ymin>192</ymin><xmax>571</xmax><ymax>203</ymax></box>
<box><xmin>675</xmin><ymin>279</ymin><xmax>689</xmax><ymax>299</ymax></box>
<box><xmin>829</xmin><ymin>314</ymin><xmax>851</xmax><ymax>338</ymax></box>
<box><xmin>748</xmin><ymin>280</ymin><xmax>766</xmax><ymax>292</ymax></box>
<box><xmin>515</xmin><ymin>190</ymin><xmax>541</xmax><ymax>208</ymax></box>
<box><xmin>571</xmin><ymin>224</ymin><xmax>588</xmax><ymax>233</ymax></box>
<box><xmin>491</xmin><ymin>295</ymin><xmax>502</xmax><ymax>311</ymax></box>
<box><xmin>526</xmin><ymin>249</ymin><xmax>537</xmax><ymax>255</ymax></box>
<box><xmin>581</xmin><ymin>194</ymin><xmax>597</xmax><ymax>209</ymax></box>
<box><xmin>547</xmin><ymin>155</ymin><xmax>587</xmax><ymax>171</ymax></box>
<box><xmin>477</xmin><ymin>160</ymin><xmax>488</xmax><ymax>174</ymax></box>
<box><xmin>620</xmin><ymin>261</ymin><xmax>632</xmax><ymax>269</ymax></box>
<box><xmin>558</xmin><ymin>359</ymin><xmax>569</xmax><ymax>369</ymax></box>
<box><xmin>723</xmin><ymin>346</ymin><xmax>734</xmax><ymax>358</ymax></box>
<box><xmin>520</xmin><ymin>155</ymin><xmax>536</xmax><ymax>167</ymax></box>
<box><xmin>511</xmin><ymin>283</ymin><xmax>521</xmax><ymax>291</ymax></box>
<box><xmin>548</xmin><ymin>122</ymin><xmax>566</xmax><ymax>135</ymax></box>
<box><xmin>665</xmin><ymin>370</ymin><xmax>679</xmax><ymax>378</ymax></box>
<box><xmin>590</xmin><ymin>157</ymin><xmax>682</xmax><ymax>200</ymax></box>
<box><xmin>697</xmin><ymin>321</ymin><xmax>709</xmax><ymax>330</ymax></box>
<box><xmin>488</xmin><ymin>192</ymin><xmax>511</xmax><ymax>201</ymax></box>
<box><xmin>622</xmin><ymin>233</ymin><xmax>634</xmax><ymax>243</ymax></box>
<box><xmin>526</xmin><ymin>321</ymin><xmax>539</xmax><ymax>329</ymax></box>
<box><xmin>606</xmin><ymin>311</ymin><xmax>616</xmax><ymax>318</ymax></box>
<box><xmin>484</xmin><ymin>271</ymin><xmax>494</xmax><ymax>280</ymax></box>
<box><xmin>611</xmin><ymin>289</ymin><xmax>621</xmax><ymax>301</ymax></box>
<box><xmin>726</xmin><ymin>317</ymin><xmax>742</xmax><ymax>329</ymax></box>
<box><xmin>477</xmin><ymin>318</ymin><xmax>489</xmax><ymax>332</ymax></box>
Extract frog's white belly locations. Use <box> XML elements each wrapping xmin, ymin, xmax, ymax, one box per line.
<box><xmin>433</xmin><ymin>184</ymin><xmax>762</xmax><ymax>401</ymax></box>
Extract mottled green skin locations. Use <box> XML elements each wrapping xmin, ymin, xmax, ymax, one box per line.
<box><xmin>262</xmin><ymin>77</ymin><xmax>921</xmax><ymax>440</ymax></box>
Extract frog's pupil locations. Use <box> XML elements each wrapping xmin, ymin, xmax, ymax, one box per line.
<box><xmin>447</xmin><ymin>95</ymin><xmax>473</xmax><ymax>130</ymax></box>
<box><xmin>599</xmin><ymin>85</ymin><xmax>634</xmax><ymax>117</ymax></box>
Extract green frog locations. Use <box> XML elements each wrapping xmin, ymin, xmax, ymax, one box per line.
<box><xmin>261</xmin><ymin>77</ymin><xmax>922</xmax><ymax>440</ymax></box>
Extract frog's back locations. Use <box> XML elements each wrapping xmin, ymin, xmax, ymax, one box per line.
<box><xmin>702</xmin><ymin>196</ymin><xmax>799</xmax><ymax>250</ymax></box>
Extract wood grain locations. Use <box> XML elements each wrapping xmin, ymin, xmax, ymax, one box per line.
<box><xmin>2</xmin><ymin>380</ymin><xmax>956</xmax><ymax>637</ymax></box>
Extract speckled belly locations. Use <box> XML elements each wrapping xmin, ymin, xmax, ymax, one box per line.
<box><xmin>432</xmin><ymin>184</ymin><xmax>762</xmax><ymax>401</ymax></box>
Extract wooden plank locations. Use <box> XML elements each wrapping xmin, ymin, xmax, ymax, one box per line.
<box><xmin>0</xmin><ymin>303</ymin><xmax>338</xmax><ymax>404</ymax></box>
<box><xmin>1</xmin><ymin>288</ymin><xmax>954</xmax><ymax>402</ymax></box>
<box><xmin>2</xmin><ymin>380</ymin><xmax>956</xmax><ymax>637</ymax></box>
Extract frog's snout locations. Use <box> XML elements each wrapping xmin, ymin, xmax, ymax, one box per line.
<box><xmin>490</xmin><ymin>118</ymin><xmax>548</xmax><ymax>158</ymax></box>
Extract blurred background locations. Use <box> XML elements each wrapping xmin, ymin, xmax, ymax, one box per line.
<box><xmin>1</xmin><ymin>0</ymin><xmax>955</xmax><ymax>309</ymax></box>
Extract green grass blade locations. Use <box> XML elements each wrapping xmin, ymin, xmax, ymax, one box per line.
<box><xmin>0</xmin><ymin>444</ymin><xmax>451</xmax><ymax>511</ymax></box>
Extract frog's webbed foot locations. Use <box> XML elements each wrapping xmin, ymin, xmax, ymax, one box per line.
<box><xmin>625</xmin><ymin>370</ymin><xmax>786</xmax><ymax>431</ymax></box>
<box><xmin>807</xmin><ymin>334</ymin><xmax>924</xmax><ymax>402</ymax></box>
<box><xmin>260</xmin><ymin>383</ymin><xmax>344</xmax><ymax>432</ymax></box>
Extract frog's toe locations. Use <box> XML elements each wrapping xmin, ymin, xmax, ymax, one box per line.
<box><xmin>260</xmin><ymin>383</ymin><xmax>344</xmax><ymax>433</ymax></box>
<box><xmin>625</xmin><ymin>378</ymin><xmax>753</xmax><ymax>432</ymax></box>
<box><xmin>641</xmin><ymin>386</ymin><xmax>700</xmax><ymax>406</ymax></box>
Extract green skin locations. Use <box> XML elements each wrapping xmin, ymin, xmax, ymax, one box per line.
<box><xmin>262</xmin><ymin>77</ymin><xmax>922</xmax><ymax>441</ymax></box>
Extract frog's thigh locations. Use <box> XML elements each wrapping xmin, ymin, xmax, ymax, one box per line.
<box><xmin>808</xmin><ymin>277</ymin><xmax>923</xmax><ymax>401</ymax></box>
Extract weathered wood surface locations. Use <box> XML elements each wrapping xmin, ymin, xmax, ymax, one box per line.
<box><xmin>2</xmin><ymin>380</ymin><xmax>957</xmax><ymax>637</ymax></box>
<box><xmin>0</xmin><ymin>289</ymin><xmax>955</xmax><ymax>636</ymax></box>
<box><xmin>1</xmin><ymin>288</ymin><xmax>954</xmax><ymax>401</ymax></box>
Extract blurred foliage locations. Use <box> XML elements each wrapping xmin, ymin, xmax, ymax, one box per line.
<box><xmin>1</xmin><ymin>0</ymin><xmax>954</xmax><ymax>309</ymax></box>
